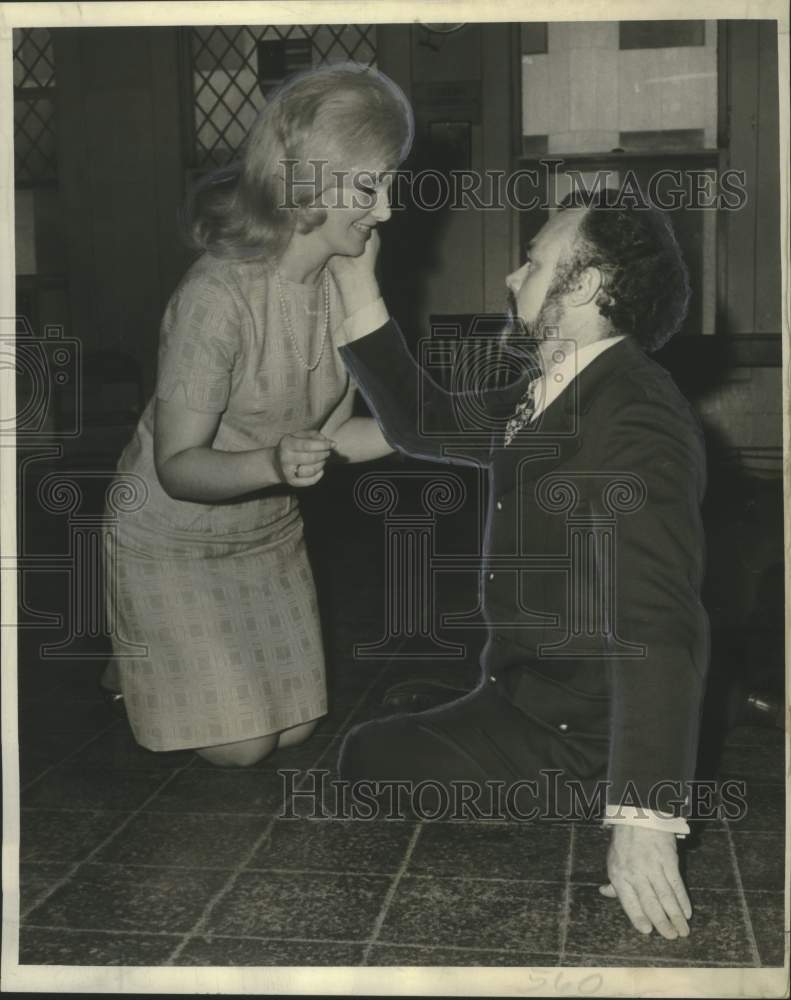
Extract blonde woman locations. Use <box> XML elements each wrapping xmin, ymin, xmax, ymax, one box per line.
<box><xmin>104</xmin><ymin>63</ymin><xmax>413</xmax><ymax>766</ymax></box>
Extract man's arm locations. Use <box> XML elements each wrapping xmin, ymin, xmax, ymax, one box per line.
<box><xmin>601</xmin><ymin>394</ymin><xmax>708</xmax><ymax>809</ymax></box>
<box><xmin>330</xmin><ymin>236</ymin><xmax>487</xmax><ymax>466</ymax></box>
<box><xmin>330</xmin><ymin>416</ymin><xmax>395</xmax><ymax>464</ymax></box>
<box><xmin>594</xmin><ymin>388</ymin><xmax>708</xmax><ymax>939</ymax></box>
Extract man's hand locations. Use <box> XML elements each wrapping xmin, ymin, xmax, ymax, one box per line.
<box><xmin>328</xmin><ymin>228</ymin><xmax>382</xmax><ymax>315</ymax></box>
<box><xmin>600</xmin><ymin>825</ymin><xmax>692</xmax><ymax>939</ymax></box>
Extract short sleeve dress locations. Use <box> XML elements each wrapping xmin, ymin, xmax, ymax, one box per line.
<box><xmin>106</xmin><ymin>253</ymin><xmax>354</xmax><ymax>751</ymax></box>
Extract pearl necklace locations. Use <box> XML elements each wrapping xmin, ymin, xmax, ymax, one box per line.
<box><xmin>274</xmin><ymin>267</ymin><xmax>330</xmax><ymax>372</ymax></box>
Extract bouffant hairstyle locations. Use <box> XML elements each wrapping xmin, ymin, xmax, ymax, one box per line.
<box><xmin>185</xmin><ymin>62</ymin><xmax>414</xmax><ymax>259</ymax></box>
<box><xmin>556</xmin><ymin>187</ymin><xmax>691</xmax><ymax>351</ymax></box>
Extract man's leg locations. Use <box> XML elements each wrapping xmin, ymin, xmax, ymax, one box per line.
<box><xmin>339</xmin><ymin>679</ymin><xmax>608</xmax><ymax>819</ymax></box>
<box><xmin>339</xmin><ymin>681</ymin><xmax>549</xmax><ymax>814</ymax></box>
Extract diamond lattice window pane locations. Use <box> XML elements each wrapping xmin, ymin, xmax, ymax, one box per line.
<box><xmin>13</xmin><ymin>28</ymin><xmax>56</xmax><ymax>89</ymax></box>
<box><xmin>188</xmin><ymin>24</ymin><xmax>377</xmax><ymax>169</ymax></box>
<box><xmin>13</xmin><ymin>28</ymin><xmax>57</xmax><ymax>185</ymax></box>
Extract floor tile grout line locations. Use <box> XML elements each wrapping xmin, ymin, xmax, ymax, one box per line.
<box><xmin>19</xmin><ymin>699</ymin><xmax>372</xmax><ymax>933</ymax></box>
<box><xmin>557</xmin><ymin>824</ymin><xmax>575</xmax><ymax>962</ymax></box>
<box><xmin>162</xmin><ymin>812</ymin><xmax>279</xmax><ymax>965</ymax></box>
<box><xmin>162</xmin><ymin>659</ymin><xmax>396</xmax><ymax>966</ymax></box>
<box><xmin>367</xmin><ymin>942</ymin><xmax>752</xmax><ymax>966</ymax></box>
<box><xmin>22</xmin><ymin>806</ymin><xmax>280</xmax><ymax>818</ymax></box>
<box><xmin>222</xmin><ymin>867</ymin><xmax>575</xmax><ymax>885</ymax></box>
<box><xmin>238</xmin><ymin>868</ymin><xmax>574</xmax><ymax>886</ymax></box>
<box><xmin>360</xmin><ymin>823</ymin><xmax>423</xmax><ymax>966</ymax></box>
<box><xmin>559</xmin><ymin>950</ymin><xmax>756</xmax><ymax>967</ymax></box>
<box><xmin>19</xmin><ymin>718</ymin><xmax>122</xmax><ymax>793</ymax></box>
<box><xmin>20</xmin><ymin>922</ymin><xmax>188</xmax><ymax>940</ymax></box>
<box><xmin>721</xmin><ymin>817</ymin><xmax>763</xmax><ymax>967</ymax></box>
<box><xmin>180</xmin><ymin>723</ymin><xmax>347</xmax><ymax>774</ymax></box>
<box><xmin>20</xmin><ymin>763</ymin><xmax>194</xmax><ymax>922</ymax></box>
<box><xmin>16</xmin><ymin>921</ymin><xmax>766</xmax><ymax>967</ymax></box>
<box><xmin>19</xmin><ymin>677</ymin><xmax>782</xmax><ymax>964</ymax></box>
<box><xmin>20</xmin><ymin>637</ymin><xmax>390</xmax><ymax>786</ymax></box>
<box><xmin>19</xmin><ymin>873</ymin><xmax>78</xmax><ymax>922</ymax></box>
<box><xmin>19</xmin><ymin>851</ymin><xmax>769</xmax><ymax>894</ymax></box>
<box><xmin>22</xmin><ymin>654</ymin><xmax>388</xmax><ymax>816</ymax></box>
<box><xmin>17</xmin><ymin>802</ymin><xmax>585</xmax><ymax>828</ymax></box>
<box><xmin>364</xmin><ymin>937</ymin><xmax>757</xmax><ymax>965</ymax></box>
<box><xmin>14</xmin><ymin>802</ymin><xmax>577</xmax><ymax>828</ymax></box>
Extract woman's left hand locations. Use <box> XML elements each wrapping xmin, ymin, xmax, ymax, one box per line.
<box><xmin>275</xmin><ymin>430</ymin><xmax>336</xmax><ymax>488</ymax></box>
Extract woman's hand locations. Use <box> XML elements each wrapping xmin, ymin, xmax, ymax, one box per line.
<box><xmin>328</xmin><ymin>228</ymin><xmax>382</xmax><ymax>315</ymax></box>
<box><xmin>275</xmin><ymin>430</ymin><xmax>336</xmax><ymax>487</ymax></box>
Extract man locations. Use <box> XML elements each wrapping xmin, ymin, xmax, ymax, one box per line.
<box><xmin>329</xmin><ymin>191</ymin><xmax>709</xmax><ymax>941</ymax></box>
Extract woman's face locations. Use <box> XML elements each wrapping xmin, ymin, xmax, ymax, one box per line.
<box><xmin>313</xmin><ymin>165</ymin><xmax>393</xmax><ymax>258</ymax></box>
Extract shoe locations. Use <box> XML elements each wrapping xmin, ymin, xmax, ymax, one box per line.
<box><xmin>99</xmin><ymin>681</ymin><xmax>126</xmax><ymax>717</ymax></box>
<box><xmin>381</xmin><ymin>678</ymin><xmax>471</xmax><ymax>712</ymax></box>
<box><xmin>740</xmin><ymin>690</ymin><xmax>785</xmax><ymax>729</ymax></box>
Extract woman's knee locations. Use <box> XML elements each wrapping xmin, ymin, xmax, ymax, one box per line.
<box><xmin>277</xmin><ymin>718</ymin><xmax>319</xmax><ymax>750</ymax></box>
<box><xmin>196</xmin><ymin>734</ymin><xmax>278</xmax><ymax>767</ymax></box>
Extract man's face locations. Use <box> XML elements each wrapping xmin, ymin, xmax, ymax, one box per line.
<box><xmin>506</xmin><ymin>209</ymin><xmax>584</xmax><ymax>338</ymax></box>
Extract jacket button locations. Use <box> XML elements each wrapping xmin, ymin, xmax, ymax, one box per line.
<box><xmin>489</xmin><ymin>674</ymin><xmax>497</xmax><ymax>684</ymax></box>
<box><xmin>488</xmin><ymin>572</ymin><xmax>495</xmax><ymax>581</ymax></box>
<box><xmin>558</xmin><ymin>722</ymin><xmax>569</xmax><ymax>733</ymax></box>
<box><xmin>495</xmin><ymin>500</ymin><xmax>503</xmax><ymax>510</ymax></box>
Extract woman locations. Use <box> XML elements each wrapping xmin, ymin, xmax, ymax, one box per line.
<box><xmin>104</xmin><ymin>63</ymin><xmax>414</xmax><ymax>766</ymax></box>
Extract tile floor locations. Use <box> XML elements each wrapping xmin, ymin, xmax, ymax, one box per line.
<box><xmin>11</xmin><ymin>462</ymin><xmax>788</xmax><ymax>968</ymax></box>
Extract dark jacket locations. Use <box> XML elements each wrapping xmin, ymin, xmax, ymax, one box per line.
<box><xmin>340</xmin><ymin>321</ymin><xmax>710</xmax><ymax>813</ymax></box>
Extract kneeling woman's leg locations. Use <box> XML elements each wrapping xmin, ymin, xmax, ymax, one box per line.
<box><xmin>196</xmin><ymin>734</ymin><xmax>279</xmax><ymax>767</ymax></box>
<box><xmin>277</xmin><ymin>718</ymin><xmax>319</xmax><ymax>749</ymax></box>
<box><xmin>195</xmin><ymin>718</ymin><xmax>321</xmax><ymax>766</ymax></box>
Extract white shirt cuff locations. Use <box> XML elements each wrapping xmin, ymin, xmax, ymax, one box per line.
<box><xmin>338</xmin><ymin>298</ymin><xmax>389</xmax><ymax>345</ymax></box>
<box><xmin>603</xmin><ymin>805</ymin><xmax>690</xmax><ymax>839</ymax></box>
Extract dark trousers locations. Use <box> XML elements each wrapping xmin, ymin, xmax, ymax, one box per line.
<box><xmin>337</xmin><ymin>680</ymin><xmax>609</xmax><ymax>820</ymax></box>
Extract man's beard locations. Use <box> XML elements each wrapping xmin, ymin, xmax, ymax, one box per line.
<box><xmin>503</xmin><ymin>290</ymin><xmax>559</xmax><ymax>339</ymax></box>
<box><xmin>504</xmin><ymin>288</ymin><xmax>564</xmax><ymax>380</ymax></box>
<box><xmin>506</xmin><ymin>277</ymin><xmax>567</xmax><ymax>340</ymax></box>
<box><xmin>523</xmin><ymin>290</ymin><xmax>565</xmax><ymax>341</ymax></box>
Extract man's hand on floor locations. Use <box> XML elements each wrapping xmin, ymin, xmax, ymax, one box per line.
<box><xmin>599</xmin><ymin>825</ymin><xmax>692</xmax><ymax>939</ymax></box>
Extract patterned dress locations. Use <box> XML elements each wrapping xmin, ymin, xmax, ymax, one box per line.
<box><xmin>106</xmin><ymin>254</ymin><xmax>353</xmax><ymax>751</ymax></box>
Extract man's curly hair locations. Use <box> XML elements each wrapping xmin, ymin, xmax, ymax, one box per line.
<box><xmin>555</xmin><ymin>188</ymin><xmax>691</xmax><ymax>352</ymax></box>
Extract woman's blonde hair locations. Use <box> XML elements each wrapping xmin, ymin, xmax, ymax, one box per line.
<box><xmin>185</xmin><ymin>62</ymin><xmax>414</xmax><ymax>259</ymax></box>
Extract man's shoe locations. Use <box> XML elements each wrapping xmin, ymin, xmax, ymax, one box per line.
<box><xmin>740</xmin><ymin>689</ymin><xmax>785</xmax><ymax>729</ymax></box>
<box><xmin>381</xmin><ymin>678</ymin><xmax>472</xmax><ymax>712</ymax></box>
<box><xmin>99</xmin><ymin>681</ymin><xmax>126</xmax><ymax>717</ymax></box>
